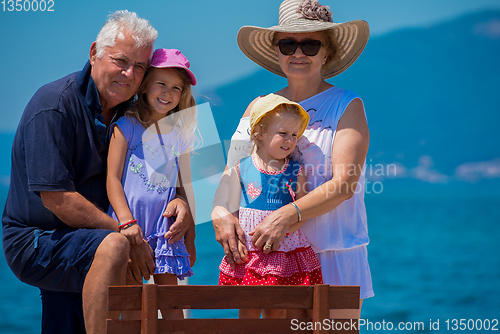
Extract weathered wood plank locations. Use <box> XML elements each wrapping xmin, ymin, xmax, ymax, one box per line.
<box><xmin>106</xmin><ymin>319</ymin><xmax>140</xmax><ymax>334</ymax></box>
<box><xmin>328</xmin><ymin>286</ymin><xmax>360</xmax><ymax>310</ymax></box>
<box><xmin>158</xmin><ymin>318</ymin><xmax>312</xmax><ymax>334</ymax></box>
<box><xmin>142</xmin><ymin>284</ymin><xmax>158</xmax><ymax>334</ymax></box>
<box><xmin>157</xmin><ymin>285</ymin><xmax>315</xmax><ymax>310</ymax></box>
<box><xmin>108</xmin><ymin>285</ymin><xmax>142</xmax><ymax>311</ymax></box>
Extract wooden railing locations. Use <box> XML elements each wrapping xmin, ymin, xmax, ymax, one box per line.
<box><xmin>106</xmin><ymin>284</ymin><xmax>360</xmax><ymax>334</ymax></box>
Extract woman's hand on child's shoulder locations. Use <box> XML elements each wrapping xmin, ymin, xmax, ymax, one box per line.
<box><xmin>120</xmin><ymin>223</ymin><xmax>144</xmax><ymax>245</ymax></box>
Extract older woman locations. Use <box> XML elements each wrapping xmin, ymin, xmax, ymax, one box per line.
<box><xmin>212</xmin><ymin>0</ymin><xmax>373</xmax><ymax>317</ymax></box>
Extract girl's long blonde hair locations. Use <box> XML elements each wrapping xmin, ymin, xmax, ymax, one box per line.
<box><xmin>126</xmin><ymin>67</ymin><xmax>199</xmax><ymax>148</ymax></box>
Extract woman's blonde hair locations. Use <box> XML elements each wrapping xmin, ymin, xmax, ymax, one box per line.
<box><xmin>125</xmin><ymin>67</ymin><xmax>199</xmax><ymax>148</ymax></box>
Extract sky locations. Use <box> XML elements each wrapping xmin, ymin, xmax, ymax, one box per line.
<box><xmin>1</xmin><ymin>0</ymin><xmax>500</xmax><ymax>132</ymax></box>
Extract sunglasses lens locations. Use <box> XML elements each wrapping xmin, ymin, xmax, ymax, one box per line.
<box><xmin>278</xmin><ymin>40</ymin><xmax>298</xmax><ymax>55</ymax></box>
<box><xmin>277</xmin><ymin>39</ymin><xmax>322</xmax><ymax>56</ymax></box>
<box><xmin>301</xmin><ymin>40</ymin><xmax>322</xmax><ymax>56</ymax></box>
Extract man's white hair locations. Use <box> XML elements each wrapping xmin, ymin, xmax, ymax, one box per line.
<box><xmin>95</xmin><ymin>10</ymin><xmax>157</xmax><ymax>59</ymax></box>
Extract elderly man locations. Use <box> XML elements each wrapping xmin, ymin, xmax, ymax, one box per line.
<box><xmin>2</xmin><ymin>11</ymin><xmax>192</xmax><ymax>334</ymax></box>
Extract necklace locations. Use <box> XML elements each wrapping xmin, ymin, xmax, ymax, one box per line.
<box><xmin>252</xmin><ymin>152</ymin><xmax>286</xmax><ymax>173</ymax></box>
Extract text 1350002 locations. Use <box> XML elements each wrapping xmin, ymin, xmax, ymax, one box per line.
<box><xmin>445</xmin><ymin>319</ymin><xmax>498</xmax><ymax>331</ymax></box>
<box><xmin>2</xmin><ymin>0</ymin><xmax>54</xmax><ymax>11</ymax></box>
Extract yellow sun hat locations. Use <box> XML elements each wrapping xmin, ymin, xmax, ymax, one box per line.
<box><xmin>250</xmin><ymin>93</ymin><xmax>310</xmax><ymax>138</ymax></box>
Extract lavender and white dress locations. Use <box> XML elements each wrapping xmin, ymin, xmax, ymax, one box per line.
<box><xmin>108</xmin><ymin>116</ymin><xmax>193</xmax><ymax>279</ymax></box>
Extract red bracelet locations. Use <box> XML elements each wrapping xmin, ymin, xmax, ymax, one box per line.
<box><xmin>118</xmin><ymin>219</ymin><xmax>137</xmax><ymax>230</ymax></box>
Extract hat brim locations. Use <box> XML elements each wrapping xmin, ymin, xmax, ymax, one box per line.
<box><xmin>237</xmin><ymin>19</ymin><xmax>369</xmax><ymax>79</ymax></box>
<box><xmin>250</xmin><ymin>94</ymin><xmax>310</xmax><ymax>138</ymax></box>
<box><xmin>151</xmin><ymin>64</ymin><xmax>197</xmax><ymax>86</ymax></box>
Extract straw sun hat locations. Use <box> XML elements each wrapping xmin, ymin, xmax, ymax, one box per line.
<box><xmin>237</xmin><ymin>0</ymin><xmax>369</xmax><ymax>79</ymax></box>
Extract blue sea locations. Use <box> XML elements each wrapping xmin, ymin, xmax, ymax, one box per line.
<box><xmin>1</xmin><ymin>180</ymin><xmax>499</xmax><ymax>333</ymax></box>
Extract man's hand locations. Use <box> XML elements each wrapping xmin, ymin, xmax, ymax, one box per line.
<box><xmin>212</xmin><ymin>206</ymin><xmax>248</xmax><ymax>269</ymax></box>
<box><xmin>163</xmin><ymin>197</ymin><xmax>193</xmax><ymax>243</ymax></box>
<box><xmin>127</xmin><ymin>241</ymin><xmax>155</xmax><ymax>282</ymax></box>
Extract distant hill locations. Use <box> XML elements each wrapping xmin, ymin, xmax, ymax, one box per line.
<box><xmin>205</xmin><ymin>10</ymin><xmax>500</xmax><ymax>183</ymax></box>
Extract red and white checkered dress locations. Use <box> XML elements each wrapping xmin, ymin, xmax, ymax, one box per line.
<box><xmin>219</xmin><ymin>155</ymin><xmax>323</xmax><ymax>286</ymax></box>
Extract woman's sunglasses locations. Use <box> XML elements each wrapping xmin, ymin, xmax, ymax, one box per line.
<box><xmin>277</xmin><ymin>39</ymin><xmax>322</xmax><ymax>56</ymax></box>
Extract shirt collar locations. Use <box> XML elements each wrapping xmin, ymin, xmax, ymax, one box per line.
<box><xmin>76</xmin><ymin>61</ymin><xmax>103</xmax><ymax>116</ymax></box>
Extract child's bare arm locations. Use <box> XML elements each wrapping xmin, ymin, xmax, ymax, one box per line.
<box><xmin>107</xmin><ymin>125</ymin><xmax>143</xmax><ymax>244</ymax></box>
<box><xmin>227</xmin><ymin>166</ymin><xmax>242</xmax><ymax>215</ymax></box>
<box><xmin>177</xmin><ymin>149</ymin><xmax>196</xmax><ymax>221</ymax></box>
<box><xmin>229</xmin><ymin>211</ymin><xmax>248</xmax><ymax>263</ymax></box>
<box><xmin>228</xmin><ymin>166</ymin><xmax>248</xmax><ymax>259</ymax></box>
<box><xmin>177</xmin><ymin>148</ymin><xmax>197</xmax><ymax>266</ymax></box>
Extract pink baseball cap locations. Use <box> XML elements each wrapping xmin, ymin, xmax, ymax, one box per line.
<box><xmin>150</xmin><ymin>48</ymin><xmax>197</xmax><ymax>86</ymax></box>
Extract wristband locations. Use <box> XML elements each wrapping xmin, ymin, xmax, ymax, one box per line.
<box><xmin>290</xmin><ymin>202</ymin><xmax>301</xmax><ymax>222</ymax></box>
<box><xmin>119</xmin><ymin>222</ymin><xmax>135</xmax><ymax>230</ymax></box>
<box><xmin>118</xmin><ymin>219</ymin><xmax>137</xmax><ymax>230</ymax></box>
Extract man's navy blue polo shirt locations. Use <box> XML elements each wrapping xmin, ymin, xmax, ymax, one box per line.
<box><xmin>2</xmin><ymin>61</ymin><xmax>127</xmax><ymax>279</ymax></box>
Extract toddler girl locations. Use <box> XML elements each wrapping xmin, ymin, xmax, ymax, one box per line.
<box><xmin>107</xmin><ymin>48</ymin><xmax>198</xmax><ymax>318</ymax></box>
<box><xmin>218</xmin><ymin>94</ymin><xmax>323</xmax><ymax>319</ymax></box>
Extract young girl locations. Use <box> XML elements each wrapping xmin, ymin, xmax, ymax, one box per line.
<box><xmin>218</xmin><ymin>94</ymin><xmax>323</xmax><ymax>319</ymax></box>
<box><xmin>107</xmin><ymin>48</ymin><xmax>198</xmax><ymax>319</ymax></box>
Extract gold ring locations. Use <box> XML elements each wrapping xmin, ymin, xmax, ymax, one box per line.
<box><xmin>264</xmin><ymin>243</ymin><xmax>273</xmax><ymax>250</ymax></box>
